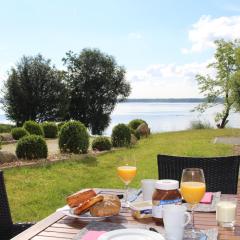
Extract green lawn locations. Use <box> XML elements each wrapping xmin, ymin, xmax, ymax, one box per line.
<box><xmin>4</xmin><ymin>128</ymin><xmax>240</xmax><ymax>222</ymax></box>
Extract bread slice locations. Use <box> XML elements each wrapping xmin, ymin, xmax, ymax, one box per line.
<box><xmin>66</xmin><ymin>189</ymin><xmax>97</xmax><ymax>208</ymax></box>
<box><xmin>74</xmin><ymin>195</ymin><xmax>104</xmax><ymax>215</ymax></box>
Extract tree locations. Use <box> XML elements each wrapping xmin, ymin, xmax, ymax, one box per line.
<box><xmin>232</xmin><ymin>47</ymin><xmax>240</xmax><ymax>110</ymax></box>
<box><xmin>63</xmin><ymin>48</ymin><xmax>131</xmax><ymax>134</ymax></box>
<box><xmin>2</xmin><ymin>54</ymin><xmax>68</xmax><ymax>126</ymax></box>
<box><xmin>195</xmin><ymin>39</ymin><xmax>240</xmax><ymax>128</ymax></box>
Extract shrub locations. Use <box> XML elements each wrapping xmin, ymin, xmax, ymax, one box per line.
<box><xmin>23</xmin><ymin>120</ymin><xmax>44</xmax><ymax>136</ymax></box>
<box><xmin>57</xmin><ymin>122</ymin><xmax>66</xmax><ymax>131</ymax></box>
<box><xmin>130</xmin><ymin>127</ymin><xmax>140</xmax><ymax>140</ymax></box>
<box><xmin>190</xmin><ymin>120</ymin><xmax>213</xmax><ymax>130</ymax></box>
<box><xmin>11</xmin><ymin>127</ymin><xmax>29</xmax><ymax>140</ymax></box>
<box><xmin>111</xmin><ymin>124</ymin><xmax>131</xmax><ymax>147</ymax></box>
<box><xmin>16</xmin><ymin>135</ymin><xmax>48</xmax><ymax>159</ymax></box>
<box><xmin>0</xmin><ymin>124</ymin><xmax>15</xmax><ymax>133</ymax></box>
<box><xmin>92</xmin><ymin>136</ymin><xmax>112</xmax><ymax>151</ymax></box>
<box><xmin>128</xmin><ymin>119</ymin><xmax>146</xmax><ymax>130</ymax></box>
<box><xmin>59</xmin><ymin>121</ymin><xmax>89</xmax><ymax>153</ymax></box>
<box><xmin>42</xmin><ymin>122</ymin><xmax>58</xmax><ymax>138</ymax></box>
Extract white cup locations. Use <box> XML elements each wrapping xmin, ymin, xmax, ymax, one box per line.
<box><xmin>141</xmin><ymin>179</ymin><xmax>156</xmax><ymax>201</ymax></box>
<box><xmin>163</xmin><ymin>205</ymin><xmax>191</xmax><ymax>240</ymax></box>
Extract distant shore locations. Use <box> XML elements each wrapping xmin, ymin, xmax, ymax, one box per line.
<box><xmin>123</xmin><ymin>98</ymin><xmax>223</xmax><ymax>103</ymax></box>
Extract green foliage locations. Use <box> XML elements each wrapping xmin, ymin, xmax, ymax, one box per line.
<box><xmin>128</xmin><ymin>119</ymin><xmax>146</xmax><ymax>130</ymax></box>
<box><xmin>2</xmin><ymin>54</ymin><xmax>68</xmax><ymax>125</ymax></box>
<box><xmin>130</xmin><ymin>127</ymin><xmax>140</xmax><ymax>140</ymax></box>
<box><xmin>11</xmin><ymin>127</ymin><xmax>29</xmax><ymax>140</ymax></box>
<box><xmin>59</xmin><ymin>121</ymin><xmax>89</xmax><ymax>153</ymax></box>
<box><xmin>63</xmin><ymin>48</ymin><xmax>131</xmax><ymax>135</ymax></box>
<box><xmin>0</xmin><ymin>124</ymin><xmax>15</xmax><ymax>133</ymax></box>
<box><xmin>42</xmin><ymin>122</ymin><xmax>58</xmax><ymax>138</ymax></box>
<box><xmin>92</xmin><ymin>136</ymin><xmax>112</xmax><ymax>151</ymax></box>
<box><xmin>111</xmin><ymin>123</ymin><xmax>131</xmax><ymax>147</ymax></box>
<box><xmin>195</xmin><ymin>39</ymin><xmax>240</xmax><ymax>128</ymax></box>
<box><xmin>57</xmin><ymin>122</ymin><xmax>66</xmax><ymax>131</ymax></box>
<box><xmin>16</xmin><ymin>135</ymin><xmax>48</xmax><ymax>159</ymax></box>
<box><xmin>23</xmin><ymin>120</ymin><xmax>44</xmax><ymax>136</ymax></box>
<box><xmin>189</xmin><ymin>121</ymin><xmax>213</xmax><ymax>130</ymax></box>
<box><xmin>232</xmin><ymin>71</ymin><xmax>240</xmax><ymax>111</ymax></box>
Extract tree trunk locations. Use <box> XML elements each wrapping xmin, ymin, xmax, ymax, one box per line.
<box><xmin>217</xmin><ymin>109</ymin><xmax>229</xmax><ymax>128</ymax></box>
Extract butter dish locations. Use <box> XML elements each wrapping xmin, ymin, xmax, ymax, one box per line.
<box><xmin>129</xmin><ymin>201</ymin><xmax>152</xmax><ymax>219</ymax></box>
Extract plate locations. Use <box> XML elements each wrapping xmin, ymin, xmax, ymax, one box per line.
<box><xmin>97</xmin><ymin>229</ymin><xmax>165</xmax><ymax>240</ymax></box>
<box><xmin>61</xmin><ymin>208</ymin><xmax>115</xmax><ymax>222</ymax></box>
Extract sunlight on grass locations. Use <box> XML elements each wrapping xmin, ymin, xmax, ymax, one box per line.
<box><xmin>4</xmin><ymin>128</ymin><xmax>240</xmax><ymax>222</ymax></box>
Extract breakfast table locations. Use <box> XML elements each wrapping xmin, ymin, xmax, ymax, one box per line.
<box><xmin>11</xmin><ymin>188</ymin><xmax>240</xmax><ymax>240</ymax></box>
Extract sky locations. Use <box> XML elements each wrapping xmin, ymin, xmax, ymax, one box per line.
<box><xmin>1</xmin><ymin>0</ymin><xmax>240</xmax><ymax>98</ymax></box>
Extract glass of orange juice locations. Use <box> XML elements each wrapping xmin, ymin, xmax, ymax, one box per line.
<box><xmin>117</xmin><ymin>156</ymin><xmax>137</xmax><ymax>207</ymax></box>
<box><xmin>180</xmin><ymin>168</ymin><xmax>206</xmax><ymax>239</ymax></box>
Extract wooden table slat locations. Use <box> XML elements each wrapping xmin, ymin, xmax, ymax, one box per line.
<box><xmin>38</xmin><ymin>231</ymin><xmax>75</xmax><ymax>238</ymax></box>
<box><xmin>32</xmin><ymin>236</ymin><xmax>70</xmax><ymax>240</ymax></box>
<box><xmin>11</xmin><ymin>211</ymin><xmax>65</xmax><ymax>240</ymax></box>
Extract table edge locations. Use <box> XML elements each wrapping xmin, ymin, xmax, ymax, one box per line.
<box><xmin>11</xmin><ymin>211</ymin><xmax>65</xmax><ymax>240</ymax></box>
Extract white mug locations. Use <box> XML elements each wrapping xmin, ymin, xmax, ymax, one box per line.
<box><xmin>163</xmin><ymin>205</ymin><xmax>191</xmax><ymax>240</ymax></box>
<box><xmin>141</xmin><ymin>179</ymin><xmax>156</xmax><ymax>201</ymax></box>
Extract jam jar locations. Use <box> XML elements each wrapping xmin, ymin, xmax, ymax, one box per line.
<box><xmin>152</xmin><ymin>179</ymin><xmax>182</xmax><ymax>224</ymax></box>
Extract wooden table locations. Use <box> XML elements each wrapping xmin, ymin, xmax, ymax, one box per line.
<box><xmin>12</xmin><ymin>189</ymin><xmax>240</xmax><ymax>240</ymax></box>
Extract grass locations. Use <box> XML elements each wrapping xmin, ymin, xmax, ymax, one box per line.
<box><xmin>0</xmin><ymin>123</ymin><xmax>15</xmax><ymax>133</ymax></box>
<box><xmin>4</xmin><ymin>128</ymin><xmax>240</xmax><ymax>222</ymax></box>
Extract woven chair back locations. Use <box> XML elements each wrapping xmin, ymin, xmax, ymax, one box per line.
<box><xmin>0</xmin><ymin>171</ymin><xmax>13</xmax><ymax>234</ymax></box>
<box><xmin>157</xmin><ymin>155</ymin><xmax>240</xmax><ymax>194</ymax></box>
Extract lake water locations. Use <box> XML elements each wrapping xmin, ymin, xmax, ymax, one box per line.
<box><xmin>1</xmin><ymin>102</ymin><xmax>240</xmax><ymax>135</ymax></box>
<box><xmin>104</xmin><ymin>102</ymin><xmax>240</xmax><ymax>135</ymax></box>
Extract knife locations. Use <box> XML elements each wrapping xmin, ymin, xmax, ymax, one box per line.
<box><xmin>128</xmin><ymin>189</ymin><xmax>142</xmax><ymax>202</ymax></box>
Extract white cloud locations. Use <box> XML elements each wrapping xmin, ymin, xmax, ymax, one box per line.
<box><xmin>126</xmin><ymin>59</ymin><xmax>214</xmax><ymax>98</ymax></box>
<box><xmin>182</xmin><ymin>15</ymin><xmax>240</xmax><ymax>54</ymax></box>
<box><xmin>128</xmin><ymin>32</ymin><xmax>143</xmax><ymax>40</ymax></box>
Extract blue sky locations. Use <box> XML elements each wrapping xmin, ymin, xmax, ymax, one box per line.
<box><xmin>1</xmin><ymin>0</ymin><xmax>240</xmax><ymax>97</ymax></box>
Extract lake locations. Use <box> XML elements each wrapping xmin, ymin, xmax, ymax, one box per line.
<box><xmin>1</xmin><ymin>102</ymin><xmax>240</xmax><ymax>135</ymax></box>
<box><xmin>104</xmin><ymin>102</ymin><xmax>240</xmax><ymax>135</ymax></box>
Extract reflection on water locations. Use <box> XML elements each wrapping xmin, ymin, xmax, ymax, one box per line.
<box><xmin>104</xmin><ymin>102</ymin><xmax>240</xmax><ymax>135</ymax></box>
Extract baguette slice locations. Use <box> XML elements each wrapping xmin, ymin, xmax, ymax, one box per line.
<box><xmin>74</xmin><ymin>195</ymin><xmax>104</xmax><ymax>215</ymax></box>
<box><xmin>66</xmin><ymin>189</ymin><xmax>97</xmax><ymax>208</ymax></box>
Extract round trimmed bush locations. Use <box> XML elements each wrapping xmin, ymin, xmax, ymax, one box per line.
<box><xmin>57</xmin><ymin>122</ymin><xmax>66</xmax><ymax>131</ymax></box>
<box><xmin>92</xmin><ymin>136</ymin><xmax>112</xmax><ymax>151</ymax></box>
<box><xmin>42</xmin><ymin>122</ymin><xmax>58</xmax><ymax>138</ymax></box>
<box><xmin>16</xmin><ymin>135</ymin><xmax>48</xmax><ymax>159</ymax></box>
<box><xmin>128</xmin><ymin>119</ymin><xmax>146</xmax><ymax>130</ymax></box>
<box><xmin>23</xmin><ymin>120</ymin><xmax>44</xmax><ymax>136</ymax></box>
<box><xmin>111</xmin><ymin>124</ymin><xmax>131</xmax><ymax>147</ymax></box>
<box><xmin>59</xmin><ymin>121</ymin><xmax>89</xmax><ymax>153</ymax></box>
<box><xmin>11</xmin><ymin>127</ymin><xmax>29</xmax><ymax>140</ymax></box>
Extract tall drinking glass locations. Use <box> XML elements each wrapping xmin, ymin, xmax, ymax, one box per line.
<box><xmin>180</xmin><ymin>168</ymin><xmax>206</xmax><ymax>239</ymax></box>
<box><xmin>117</xmin><ymin>156</ymin><xmax>137</xmax><ymax>207</ymax></box>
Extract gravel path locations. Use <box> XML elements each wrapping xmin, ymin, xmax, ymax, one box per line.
<box><xmin>2</xmin><ymin>139</ymin><xmax>59</xmax><ymax>156</ymax></box>
<box><xmin>214</xmin><ymin>137</ymin><xmax>240</xmax><ymax>145</ymax></box>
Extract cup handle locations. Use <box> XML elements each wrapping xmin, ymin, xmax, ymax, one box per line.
<box><xmin>184</xmin><ymin>212</ymin><xmax>191</xmax><ymax>226</ymax></box>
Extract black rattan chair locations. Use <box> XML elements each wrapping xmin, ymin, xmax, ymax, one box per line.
<box><xmin>157</xmin><ymin>155</ymin><xmax>240</xmax><ymax>194</ymax></box>
<box><xmin>0</xmin><ymin>171</ymin><xmax>34</xmax><ymax>240</ymax></box>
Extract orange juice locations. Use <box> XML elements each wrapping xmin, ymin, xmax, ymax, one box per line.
<box><xmin>181</xmin><ymin>181</ymin><xmax>206</xmax><ymax>204</ymax></box>
<box><xmin>117</xmin><ymin>166</ymin><xmax>136</xmax><ymax>184</ymax></box>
